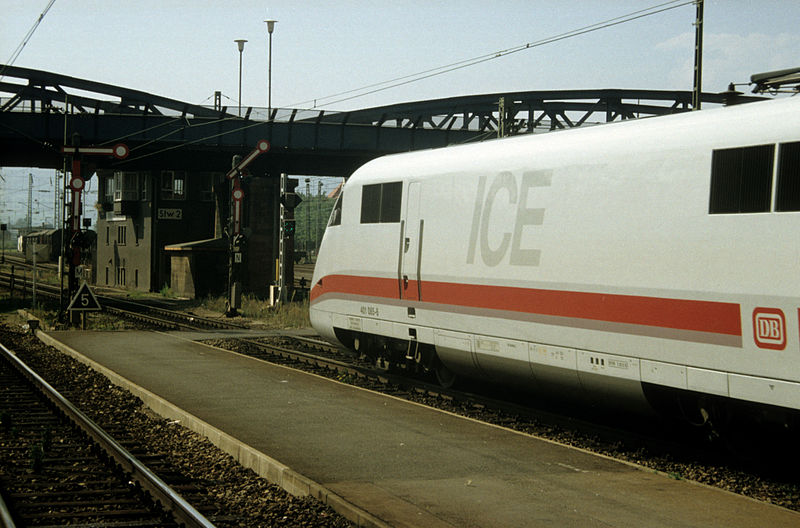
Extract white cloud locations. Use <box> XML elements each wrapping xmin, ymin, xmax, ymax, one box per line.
<box><xmin>657</xmin><ymin>31</ymin><xmax>800</xmax><ymax>91</ymax></box>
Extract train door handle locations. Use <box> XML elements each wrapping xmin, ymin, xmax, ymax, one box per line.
<box><xmin>404</xmin><ymin>237</ymin><xmax>410</xmax><ymax>252</ymax></box>
<box><xmin>403</xmin><ymin>275</ymin><xmax>409</xmax><ymax>289</ymax></box>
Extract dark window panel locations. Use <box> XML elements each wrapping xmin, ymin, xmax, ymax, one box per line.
<box><xmin>361</xmin><ymin>184</ymin><xmax>381</xmax><ymax>223</ymax></box>
<box><xmin>709</xmin><ymin>144</ymin><xmax>773</xmax><ymax>214</ymax></box>
<box><xmin>777</xmin><ymin>141</ymin><xmax>800</xmax><ymax>211</ymax></box>
<box><xmin>380</xmin><ymin>181</ymin><xmax>403</xmax><ymax>223</ymax></box>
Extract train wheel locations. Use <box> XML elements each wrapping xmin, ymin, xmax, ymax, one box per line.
<box><xmin>434</xmin><ymin>360</ymin><xmax>456</xmax><ymax>389</ymax></box>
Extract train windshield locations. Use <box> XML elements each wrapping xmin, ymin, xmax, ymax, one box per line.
<box><xmin>328</xmin><ymin>192</ymin><xmax>343</xmax><ymax>227</ymax></box>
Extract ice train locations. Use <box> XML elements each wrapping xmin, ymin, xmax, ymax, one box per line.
<box><xmin>309</xmin><ymin>95</ymin><xmax>800</xmax><ymax>428</ymax></box>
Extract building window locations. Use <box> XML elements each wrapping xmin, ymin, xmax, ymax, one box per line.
<box><xmin>360</xmin><ymin>182</ymin><xmax>402</xmax><ymax>223</ymax></box>
<box><xmin>139</xmin><ymin>173</ymin><xmax>150</xmax><ymax>201</ymax></box>
<box><xmin>200</xmin><ymin>173</ymin><xmax>217</xmax><ymax>201</ymax></box>
<box><xmin>103</xmin><ymin>175</ymin><xmax>114</xmax><ymax>202</ymax></box>
<box><xmin>776</xmin><ymin>141</ymin><xmax>800</xmax><ymax>212</ymax></box>
<box><xmin>106</xmin><ymin>226</ymin><xmax>110</xmax><ymax>245</ymax></box>
<box><xmin>161</xmin><ymin>171</ymin><xmax>186</xmax><ymax>200</ymax></box>
<box><xmin>135</xmin><ymin>269</ymin><xmax>139</xmax><ymax>288</ymax></box>
<box><xmin>114</xmin><ymin>172</ymin><xmax>139</xmax><ymax>201</ymax></box>
<box><xmin>116</xmin><ymin>266</ymin><xmax>126</xmax><ymax>286</ymax></box>
<box><xmin>709</xmin><ymin>144</ymin><xmax>774</xmax><ymax>214</ymax></box>
<box><xmin>105</xmin><ymin>267</ymin><xmax>109</xmax><ymax>285</ymax></box>
<box><xmin>117</xmin><ymin>225</ymin><xmax>127</xmax><ymax>245</ymax></box>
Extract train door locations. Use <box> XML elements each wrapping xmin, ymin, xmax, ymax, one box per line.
<box><xmin>400</xmin><ymin>181</ymin><xmax>423</xmax><ymax>301</ymax></box>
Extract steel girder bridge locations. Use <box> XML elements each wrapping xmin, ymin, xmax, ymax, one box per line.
<box><xmin>0</xmin><ymin>64</ymin><xmax>764</xmax><ymax>176</ymax></box>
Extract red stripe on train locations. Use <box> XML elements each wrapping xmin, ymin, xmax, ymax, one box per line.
<box><xmin>310</xmin><ymin>274</ymin><xmax>742</xmax><ymax>337</ymax></box>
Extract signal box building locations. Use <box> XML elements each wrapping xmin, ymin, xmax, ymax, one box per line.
<box><xmin>95</xmin><ymin>170</ymin><xmax>279</xmax><ymax>297</ymax></box>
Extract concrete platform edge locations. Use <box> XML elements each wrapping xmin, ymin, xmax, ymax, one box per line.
<box><xmin>36</xmin><ymin>330</ymin><xmax>391</xmax><ymax>528</ymax></box>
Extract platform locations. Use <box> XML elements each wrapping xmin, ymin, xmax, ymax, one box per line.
<box><xmin>38</xmin><ymin>329</ymin><xmax>800</xmax><ymax>528</ymax></box>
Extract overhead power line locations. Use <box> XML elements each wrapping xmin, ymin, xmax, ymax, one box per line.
<box><xmin>122</xmin><ymin>0</ymin><xmax>695</xmax><ymax>164</ymax></box>
<box><xmin>293</xmin><ymin>0</ymin><xmax>694</xmax><ymax>109</ymax></box>
<box><xmin>0</xmin><ymin>0</ymin><xmax>58</xmax><ymax>80</ymax></box>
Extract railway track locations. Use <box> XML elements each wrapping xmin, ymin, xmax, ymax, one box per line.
<box><xmin>0</xmin><ymin>269</ymin><xmax>249</xmax><ymax>331</ymax></box>
<box><xmin>0</xmin><ymin>340</ymin><xmax>221</xmax><ymax>527</ymax></box>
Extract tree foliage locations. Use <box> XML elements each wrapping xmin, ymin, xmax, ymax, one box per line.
<box><xmin>292</xmin><ymin>193</ymin><xmax>336</xmax><ymax>258</ymax></box>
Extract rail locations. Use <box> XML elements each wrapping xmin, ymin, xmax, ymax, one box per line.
<box><xmin>0</xmin><ymin>341</ymin><xmax>217</xmax><ymax>528</ymax></box>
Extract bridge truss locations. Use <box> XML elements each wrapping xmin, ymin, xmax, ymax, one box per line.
<box><xmin>0</xmin><ymin>64</ymin><xmax>765</xmax><ymax>175</ymax></box>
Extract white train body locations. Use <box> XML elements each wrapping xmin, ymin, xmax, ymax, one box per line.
<box><xmin>310</xmin><ymin>96</ymin><xmax>800</xmax><ymax>418</ymax></box>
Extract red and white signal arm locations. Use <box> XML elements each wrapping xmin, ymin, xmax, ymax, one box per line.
<box><xmin>226</xmin><ymin>139</ymin><xmax>270</xmax><ymax>180</ymax></box>
<box><xmin>61</xmin><ymin>143</ymin><xmax>129</xmax><ymax>159</ymax></box>
<box><xmin>112</xmin><ymin>143</ymin><xmax>130</xmax><ymax>159</ymax></box>
<box><xmin>69</xmin><ymin>176</ymin><xmax>85</xmax><ymax>191</ymax></box>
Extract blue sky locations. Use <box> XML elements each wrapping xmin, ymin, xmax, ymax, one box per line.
<box><xmin>2</xmin><ymin>1</ymin><xmax>799</xmax><ymax>226</ymax></box>
<box><xmin>3</xmin><ymin>1</ymin><xmax>799</xmax><ymax>110</ymax></box>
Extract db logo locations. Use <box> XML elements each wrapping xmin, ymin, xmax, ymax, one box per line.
<box><xmin>752</xmin><ymin>308</ymin><xmax>786</xmax><ymax>350</ymax></box>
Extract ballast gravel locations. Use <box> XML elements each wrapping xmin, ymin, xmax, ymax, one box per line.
<box><xmin>0</xmin><ymin>323</ymin><xmax>352</xmax><ymax>528</ymax></box>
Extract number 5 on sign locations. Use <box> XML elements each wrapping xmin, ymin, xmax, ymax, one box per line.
<box><xmin>67</xmin><ymin>282</ymin><xmax>102</xmax><ymax>312</ymax></box>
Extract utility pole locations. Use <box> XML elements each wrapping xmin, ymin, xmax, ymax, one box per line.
<box><xmin>305</xmin><ymin>178</ymin><xmax>310</xmax><ymax>254</ymax></box>
<box><xmin>498</xmin><ymin>97</ymin><xmax>505</xmax><ymax>138</ymax></box>
<box><xmin>27</xmin><ymin>173</ymin><xmax>33</xmax><ymax>229</ymax></box>
<box><xmin>316</xmin><ymin>180</ymin><xmax>322</xmax><ymax>258</ymax></box>
<box><xmin>692</xmin><ymin>0</ymin><xmax>704</xmax><ymax>110</ymax></box>
<box><xmin>278</xmin><ymin>173</ymin><xmax>286</xmax><ymax>303</ymax></box>
<box><xmin>53</xmin><ymin>169</ymin><xmax>60</xmax><ymax>228</ymax></box>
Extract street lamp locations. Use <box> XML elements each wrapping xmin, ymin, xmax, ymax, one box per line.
<box><xmin>265</xmin><ymin>19</ymin><xmax>277</xmax><ymax>117</ymax></box>
<box><xmin>234</xmin><ymin>39</ymin><xmax>247</xmax><ymax>117</ymax></box>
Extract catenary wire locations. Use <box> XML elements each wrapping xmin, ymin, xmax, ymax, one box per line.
<box><xmin>289</xmin><ymin>0</ymin><xmax>694</xmax><ymax>109</ymax></box>
<box><xmin>97</xmin><ymin>0</ymin><xmax>697</xmax><ymax>165</ymax></box>
<box><xmin>0</xmin><ymin>0</ymin><xmax>58</xmax><ymax>80</ymax></box>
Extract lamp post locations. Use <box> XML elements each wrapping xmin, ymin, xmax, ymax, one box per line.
<box><xmin>234</xmin><ymin>39</ymin><xmax>247</xmax><ymax>117</ymax></box>
<box><xmin>1</xmin><ymin>223</ymin><xmax>6</xmax><ymax>264</ymax></box>
<box><xmin>265</xmin><ymin>19</ymin><xmax>277</xmax><ymax>117</ymax></box>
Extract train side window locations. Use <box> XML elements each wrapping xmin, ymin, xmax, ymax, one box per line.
<box><xmin>329</xmin><ymin>192</ymin><xmax>343</xmax><ymax>227</ymax></box>
<box><xmin>776</xmin><ymin>141</ymin><xmax>800</xmax><ymax>211</ymax></box>
<box><xmin>709</xmin><ymin>144</ymin><xmax>774</xmax><ymax>214</ymax></box>
<box><xmin>380</xmin><ymin>181</ymin><xmax>402</xmax><ymax>223</ymax></box>
<box><xmin>361</xmin><ymin>184</ymin><xmax>381</xmax><ymax>223</ymax></box>
<box><xmin>360</xmin><ymin>181</ymin><xmax>402</xmax><ymax>224</ymax></box>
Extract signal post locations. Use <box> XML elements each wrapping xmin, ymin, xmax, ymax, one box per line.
<box><xmin>61</xmin><ymin>134</ymin><xmax>128</xmax><ymax>320</ymax></box>
<box><xmin>277</xmin><ymin>173</ymin><xmax>301</xmax><ymax>305</ymax></box>
<box><xmin>224</xmin><ymin>139</ymin><xmax>270</xmax><ymax>316</ymax></box>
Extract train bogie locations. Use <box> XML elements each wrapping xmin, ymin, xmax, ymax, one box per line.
<box><xmin>310</xmin><ymin>96</ymin><xmax>800</xmax><ymax>427</ymax></box>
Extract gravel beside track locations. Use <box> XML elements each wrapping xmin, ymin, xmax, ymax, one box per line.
<box><xmin>0</xmin><ymin>323</ymin><xmax>353</xmax><ymax>528</ymax></box>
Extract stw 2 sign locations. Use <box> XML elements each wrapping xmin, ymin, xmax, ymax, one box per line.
<box><xmin>158</xmin><ymin>208</ymin><xmax>183</xmax><ymax>220</ymax></box>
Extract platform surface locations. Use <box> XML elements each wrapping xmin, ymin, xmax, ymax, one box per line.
<box><xmin>43</xmin><ymin>330</ymin><xmax>800</xmax><ymax>528</ymax></box>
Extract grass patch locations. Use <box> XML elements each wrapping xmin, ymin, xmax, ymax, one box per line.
<box><xmin>194</xmin><ymin>294</ymin><xmax>311</xmax><ymax>328</ymax></box>
<box><xmin>246</xmin><ymin>297</ymin><xmax>310</xmax><ymax>328</ymax></box>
